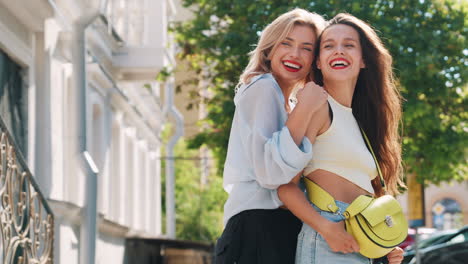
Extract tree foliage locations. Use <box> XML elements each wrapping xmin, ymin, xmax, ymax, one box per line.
<box><xmin>161</xmin><ymin>135</ymin><xmax>227</xmax><ymax>242</ymax></box>
<box><xmin>173</xmin><ymin>141</ymin><xmax>226</xmax><ymax>241</ymax></box>
<box><xmin>173</xmin><ymin>0</ymin><xmax>467</xmax><ymax>184</ymax></box>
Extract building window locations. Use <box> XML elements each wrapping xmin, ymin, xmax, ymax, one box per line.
<box><xmin>432</xmin><ymin>198</ymin><xmax>463</xmax><ymax>230</ymax></box>
<box><xmin>0</xmin><ymin>50</ymin><xmax>28</xmax><ymax>156</ymax></box>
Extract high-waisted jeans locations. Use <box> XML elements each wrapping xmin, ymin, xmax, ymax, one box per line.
<box><xmin>295</xmin><ymin>200</ymin><xmax>372</xmax><ymax>264</ymax></box>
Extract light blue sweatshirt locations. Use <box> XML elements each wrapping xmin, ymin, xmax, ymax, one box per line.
<box><xmin>223</xmin><ymin>73</ymin><xmax>313</xmax><ymax>225</ymax></box>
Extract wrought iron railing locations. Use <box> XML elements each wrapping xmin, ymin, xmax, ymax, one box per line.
<box><xmin>0</xmin><ymin>117</ymin><xmax>54</xmax><ymax>264</ymax></box>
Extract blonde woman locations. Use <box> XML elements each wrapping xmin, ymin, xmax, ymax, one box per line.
<box><xmin>278</xmin><ymin>13</ymin><xmax>405</xmax><ymax>264</ymax></box>
<box><xmin>215</xmin><ymin>9</ymin><xmax>327</xmax><ymax>264</ymax></box>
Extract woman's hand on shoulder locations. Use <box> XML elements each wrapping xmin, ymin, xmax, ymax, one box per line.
<box><xmin>320</xmin><ymin>220</ymin><xmax>360</xmax><ymax>254</ymax></box>
<box><xmin>296</xmin><ymin>81</ymin><xmax>328</xmax><ymax>114</ymax></box>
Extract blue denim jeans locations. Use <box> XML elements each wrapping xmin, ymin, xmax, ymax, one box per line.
<box><xmin>295</xmin><ymin>201</ymin><xmax>372</xmax><ymax>264</ymax></box>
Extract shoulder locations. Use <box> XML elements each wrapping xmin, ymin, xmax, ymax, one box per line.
<box><xmin>306</xmin><ymin>101</ymin><xmax>331</xmax><ymax>141</ymax></box>
<box><xmin>238</xmin><ymin>74</ymin><xmax>281</xmax><ymax>96</ymax></box>
<box><xmin>317</xmin><ymin>102</ymin><xmax>332</xmax><ymax>134</ymax></box>
<box><xmin>234</xmin><ymin>73</ymin><xmax>283</xmax><ymax>104</ymax></box>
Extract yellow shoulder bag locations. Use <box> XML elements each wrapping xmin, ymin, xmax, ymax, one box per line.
<box><xmin>343</xmin><ymin>128</ymin><xmax>407</xmax><ymax>258</ymax></box>
<box><xmin>304</xmin><ymin>128</ymin><xmax>408</xmax><ymax>259</ymax></box>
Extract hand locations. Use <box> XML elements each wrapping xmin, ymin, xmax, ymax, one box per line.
<box><xmin>296</xmin><ymin>81</ymin><xmax>328</xmax><ymax>114</ymax></box>
<box><xmin>386</xmin><ymin>247</ymin><xmax>404</xmax><ymax>264</ymax></box>
<box><xmin>320</xmin><ymin>221</ymin><xmax>360</xmax><ymax>254</ymax></box>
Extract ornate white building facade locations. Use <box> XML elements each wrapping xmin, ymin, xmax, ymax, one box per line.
<box><xmin>0</xmin><ymin>0</ymin><xmax>179</xmax><ymax>263</ymax></box>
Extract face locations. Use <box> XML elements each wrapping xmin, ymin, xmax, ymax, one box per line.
<box><xmin>317</xmin><ymin>24</ymin><xmax>365</xmax><ymax>83</ymax></box>
<box><xmin>269</xmin><ymin>24</ymin><xmax>316</xmax><ymax>88</ymax></box>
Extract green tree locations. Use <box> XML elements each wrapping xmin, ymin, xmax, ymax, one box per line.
<box><xmin>173</xmin><ymin>0</ymin><xmax>467</xmax><ymax>184</ymax></box>
<box><xmin>173</xmin><ymin>140</ymin><xmax>226</xmax><ymax>241</ymax></box>
<box><xmin>161</xmin><ymin>135</ymin><xmax>227</xmax><ymax>242</ymax></box>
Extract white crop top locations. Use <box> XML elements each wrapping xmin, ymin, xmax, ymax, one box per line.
<box><xmin>303</xmin><ymin>95</ymin><xmax>377</xmax><ymax>194</ymax></box>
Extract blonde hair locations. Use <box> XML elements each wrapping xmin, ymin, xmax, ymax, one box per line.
<box><xmin>238</xmin><ymin>8</ymin><xmax>326</xmax><ymax>87</ymax></box>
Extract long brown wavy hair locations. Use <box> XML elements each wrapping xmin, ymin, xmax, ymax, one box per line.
<box><xmin>314</xmin><ymin>13</ymin><xmax>405</xmax><ymax>196</ymax></box>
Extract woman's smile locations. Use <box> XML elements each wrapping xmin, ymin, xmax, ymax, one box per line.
<box><xmin>282</xmin><ymin>60</ymin><xmax>303</xmax><ymax>72</ymax></box>
<box><xmin>329</xmin><ymin>58</ymin><xmax>350</xmax><ymax>69</ymax></box>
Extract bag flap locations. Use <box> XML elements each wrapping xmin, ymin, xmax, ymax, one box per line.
<box><xmin>360</xmin><ymin>195</ymin><xmax>402</xmax><ymax>227</ymax></box>
<box><xmin>356</xmin><ymin>212</ymin><xmax>408</xmax><ymax>242</ymax></box>
<box><xmin>345</xmin><ymin>195</ymin><xmax>374</xmax><ymax>218</ymax></box>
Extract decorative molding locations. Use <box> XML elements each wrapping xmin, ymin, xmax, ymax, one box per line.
<box><xmin>98</xmin><ymin>215</ymin><xmax>129</xmax><ymax>238</ymax></box>
<box><xmin>110</xmin><ymin>90</ymin><xmax>162</xmax><ymax>146</ymax></box>
<box><xmin>0</xmin><ymin>0</ymin><xmax>53</xmax><ymax>32</ymax></box>
<box><xmin>112</xmin><ymin>47</ymin><xmax>167</xmax><ymax>81</ymax></box>
<box><xmin>88</xmin><ymin>67</ymin><xmax>113</xmax><ymax>99</ymax></box>
<box><xmin>47</xmin><ymin>199</ymin><xmax>82</xmax><ymax>226</ymax></box>
<box><xmin>0</xmin><ymin>19</ymin><xmax>33</xmax><ymax>67</ymax></box>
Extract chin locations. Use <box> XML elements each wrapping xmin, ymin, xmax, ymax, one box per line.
<box><xmin>278</xmin><ymin>73</ymin><xmax>304</xmax><ymax>83</ymax></box>
<box><xmin>324</xmin><ymin>73</ymin><xmax>358</xmax><ymax>82</ymax></box>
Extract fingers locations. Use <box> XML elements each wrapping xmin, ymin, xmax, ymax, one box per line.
<box><xmin>341</xmin><ymin>233</ymin><xmax>359</xmax><ymax>254</ymax></box>
<box><xmin>301</xmin><ymin>81</ymin><xmax>327</xmax><ymax>96</ymax></box>
<box><xmin>387</xmin><ymin>247</ymin><xmax>404</xmax><ymax>264</ymax></box>
<box><xmin>350</xmin><ymin>237</ymin><xmax>360</xmax><ymax>253</ymax></box>
<box><xmin>324</xmin><ymin>221</ymin><xmax>360</xmax><ymax>254</ymax></box>
<box><xmin>336</xmin><ymin>233</ymin><xmax>356</xmax><ymax>254</ymax></box>
<box><xmin>298</xmin><ymin>82</ymin><xmax>328</xmax><ymax>108</ymax></box>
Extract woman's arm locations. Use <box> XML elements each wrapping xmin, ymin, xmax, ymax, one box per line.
<box><xmin>279</xmin><ymin>102</ymin><xmax>359</xmax><ymax>253</ymax></box>
<box><xmin>286</xmin><ymin>81</ymin><xmax>328</xmax><ymax>145</ymax></box>
<box><xmin>278</xmin><ymin>177</ymin><xmax>359</xmax><ymax>254</ymax></box>
<box><xmin>236</xmin><ymin>77</ymin><xmax>326</xmax><ymax>190</ymax></box>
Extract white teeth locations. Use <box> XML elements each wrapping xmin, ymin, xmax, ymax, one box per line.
<box><xmin>331</xmin><ymin>60</ymin><xmax>349</xmax><ymax>67</ymax></box>
<box><xmin>283</xmin><ymin>61</ymin><xmax>301</xmax><ymax>69</ymax></box>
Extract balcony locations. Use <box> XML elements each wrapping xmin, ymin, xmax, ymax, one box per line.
<box><xmin>0</xmin><ymin>117</ymin><xmax>54</xmax><ymax>263</ymax></box>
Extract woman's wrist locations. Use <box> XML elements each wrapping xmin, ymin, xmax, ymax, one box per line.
<box><xmin>304</xmin><ymin>213</ymin><xmax>330</xmax><ymax>235</ymax></box>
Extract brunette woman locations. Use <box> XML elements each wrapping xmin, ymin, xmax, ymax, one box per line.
<box><xmin>278</xmin><ymin>13</ymin><xmax>405</xmax><ymax>264</ymax></box>
<box><xmin>215</xmin><ymin>8</ymin><xmax>327</xmax><ymax>264</ymax></box>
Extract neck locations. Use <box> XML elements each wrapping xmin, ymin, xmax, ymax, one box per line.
<box><xmin>323</xmin><ymin>78</ymin><xmax>357</xmax><ymax>107</ymax></box>
<box><xmin>278</xmin><ymin>80</ymin><xmax>296</xmax><ymax>103</ymax></box>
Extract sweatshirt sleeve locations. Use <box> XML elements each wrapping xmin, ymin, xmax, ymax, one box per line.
<box><xmin>237</xmin><ymin>77</ymin><xmax>312</xmax><ymax>190</ymax></box>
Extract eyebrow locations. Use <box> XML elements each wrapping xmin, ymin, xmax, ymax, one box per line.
<box><xmin>285</xmin><ymin>37</ymin><xmax>314</xmax><ymax>46</ymax></box>
<box><xmin>322</xmin><ymin>37</ymin><xmax>358</xmax><ymax>43</ymax></box>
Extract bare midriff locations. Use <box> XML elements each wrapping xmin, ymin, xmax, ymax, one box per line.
<box><xmin>305</xmin><ymin>169</ymin><xmax>373</xmax><ymax>204</ymax></box>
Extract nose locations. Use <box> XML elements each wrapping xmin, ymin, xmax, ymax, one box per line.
<box><xmin>290</xmin><ymin>46</ymin><xmax>300</xmax><ymax>58</ymax></box>
<box><xmin>335</xmin><ymin>45</ymin><xmax>345</xmax><ymax>55</ymax></box>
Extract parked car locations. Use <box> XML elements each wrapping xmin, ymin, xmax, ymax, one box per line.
<box><xmin>408</xmin><ymin>240</ymin><xmax>468</xmax><ymax>264</ymax></box>
<box><xmin>403</xmin><ymin>226</ymin><xmax>468</xmax><ymax>264</ymax></box>
<box><xmin>400</xmin><ymin>227</ymin><xmax>436</xmax><ymax>250</ymax></box>
<box><xmin>399</xmin><ymin>235</ymin><xmax>415</xmax><ymax>250</ymax></box>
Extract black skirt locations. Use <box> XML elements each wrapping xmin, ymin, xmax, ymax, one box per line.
<box><xmin>214</xmin><ymin>208</ymin><xmax>302</xmax><ymax>264</ymax></box>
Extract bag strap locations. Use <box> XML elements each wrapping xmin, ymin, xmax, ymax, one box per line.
<box><xmin>358</xmin><ymin>126</ymin><xmax>386</xmax><ymax>193</ymax></box>
<box><xmin>304</xmin><ymin>177</ymin><xmax>375</xmax><ymax>219</ymax></box>
<box><xmin>303</xmin><ymin>177</ymin><xmax>340</xmax><ymax>213</ymax></box>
